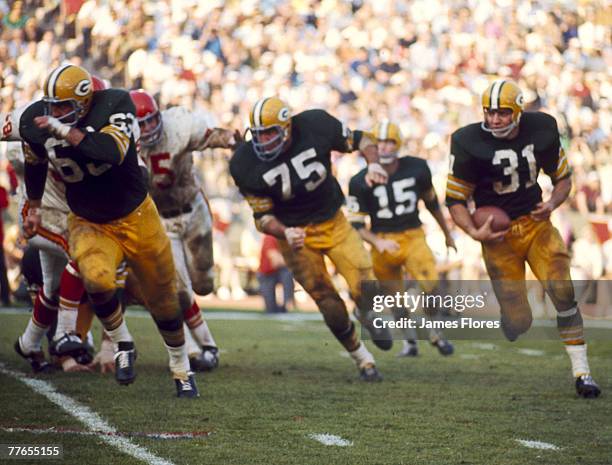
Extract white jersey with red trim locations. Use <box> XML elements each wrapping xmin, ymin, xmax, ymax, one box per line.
<box><xmin>138</xmin><ymin>106</ymin><xmax>217</xmax><ymax>214</ymax></box>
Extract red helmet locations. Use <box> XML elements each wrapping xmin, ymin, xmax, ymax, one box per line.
<box><xmin>129</xmin><ymin>89</ymin><xmax>163</xmax><ymax>146</ymax></box>
<box><xmin>91</xmin><ymin>75</ymin><xmax>107</xmax><ymax>91</ymax></box>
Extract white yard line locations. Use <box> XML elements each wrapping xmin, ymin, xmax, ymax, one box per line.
<box><xmin>516</xmin><ymin>349</ymin><xmax>545</xmax><ymax>357</ymax></box>
<box><xmin>1</xmin><ymin>426</ymin><xmax>208</xmax><ymax>440</ymax></box>
<box><xmin>515</xmin><ymin>439</ymin><xmax>560</xmax><ymax>451</ymax></box>
<box><xmin>308</xmin><ymin>433</ymin><xmax>353</xmax><ymax>447</ymax></box>
<box><xmin>0</xmin><ymin>363</ymin><xmax>176</xmax><ymax>465</ymax></box>
<box><xmin>470</xmin><ymin>342</ymin><xmax>498</xmax><ymax>351</ymax></box>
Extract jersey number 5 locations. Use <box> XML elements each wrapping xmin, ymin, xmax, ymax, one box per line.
<box><xmin>262</xmin><ymin>148</ymin><xmax>327</xmax><ymax>200</ymax></box>
<box><xmin>492</xmin><ymin>144</ymin><xmax>537</xmax><ymax>194</ymax></box>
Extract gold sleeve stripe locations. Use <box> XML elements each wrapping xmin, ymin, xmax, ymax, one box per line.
<box><xmin>446</xmin><ymin>188</ymin><xmax>468</xmax><ymax>201</ymax></box>
<box><xmin>22</xmin><ymin>143</ymin><xmax>46</xmax><ymax>165</ymax></box>
<box><xmin>447</xmin><ymin>178</ymin><xmax>474</xmax><ymax>196</ymax></box>
<box><xmin>245</xmin><ymin>195</ymin><xmax>274</xmax><ymax>213</ymax></box>
<box><xmin>553</xmin><ymin>158</ymin><xmax>569</xmax><ymax>180</ymax></box>
<box><xmin>101</xmin><ymin>125</ymin><xmax>129</xmax><ymax>162</ymax></box>
<box><xmin>448</xmin><ymin>174</ymin><xmax>475</xmax><ymax>189</ymax></box>
<box><xmin>347</xmin><ymin>213</ymin><xmax>366</xmax><ymax>224</ymax></box>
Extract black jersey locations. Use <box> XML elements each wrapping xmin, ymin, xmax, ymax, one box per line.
<box><xmin>20</xmin><ymin>89</ymin><xmax>147</xmax><ymax>223</ymax></box>
<box><xmin>348</xmin><ymin>156</ymin><xmax>433</xmax><ymax>233</ymax></box>
<box><xmin>230</xmin><ymin>109</ymin><xmax>360</xmax><ymax>226</ymax></box>
<box><xmin>445</xmin><ymin>112</ymin><xmax>570</xmax><ymax>219</ymax></box>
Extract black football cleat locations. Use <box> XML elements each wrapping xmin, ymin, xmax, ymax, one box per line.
<box><xmin>432</xmin><ymin>338</ymin><xmax>454</xmax><ymax>356</ymax></box>
<box><xmin>189</xmin><ymin>346</ymin><xmax>219</xmax><ymax>372</ymax></box>
<box><xmin>114</xmin><ymin>341</ymin><xmax>136</xmax><ymax>386</ymax></box>
<box><xmin>175</xmin><ymin>372</ymin><xmax>200</xmax><ymax>398</ymax></box>
<box><xmin>575</xmin><ymin>375</ymin><xmax>601</xmax><ymax>399</ymax></box>
<box><xmin>49</xmin><ymin>332</ymin><xmax>87</xmax><ymax>358</ymax></box>
<box><xmin>359</xmin><ymin>365</ymin><xmax>383</xmax><ymax>382</ymax></box>
<box><xmin>14</xmin><ymin>339</ymin><xmax>54</xmax><ymax>373</ymax></box>
<box><xmin>354</xmin><ymin>308</ymin><xmax>393</xmax><ymax>351</ymax></box>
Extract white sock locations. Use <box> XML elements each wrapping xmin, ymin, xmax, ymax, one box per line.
<box><xmin>565</xmin><ymin>344</ymin><xmax>590</xmax><ymax>378</ymax></box>
<box><xmin>184</xmin><ymin>325</ymin><xmax>202</xmax><ymax>357</ymax></box>
<box><xmin>349</xmin><ymin>342</ymin><xmax>375</xmax><ymax>369</ymax></box>
<box><xmin>54</xmin><ymin>307</ymin><xmax>79</xmax><ymax>338</ymax></box>
<box><xmin>20</xmin><ymin>318</ymin><xmax>47</xmax><ymax>352</ymax></box>
<box><xmin>106</xmin><ymin>321</ymin><xmax>133</xmax><ymax>346</ymax></box>
<box><xmin>165</xmin><ymin>343</ymin><xmax>190</xmax><ymax>380</ymax></box>
<box><xmin>189</xmin><ymin>321</ymin><xmax>217</xmax><ymax>347</ymax></box>
<box><xmin>86</xmin><ymin>331</ymin><xmax>94</xmax><ymax>347</ymax></box>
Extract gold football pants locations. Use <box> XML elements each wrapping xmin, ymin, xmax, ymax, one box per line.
<box><xmin>278</xmin><ymin>210</ymin><xmax>373</xmax><ymax>351</ymax></box>
<box><xmin>482</xmin><ymin>215</ymin><xmax>577</xmax><ymax>340</ymax></box>
<box><xmin>371</xmin><ymin>226</ymin><xmax>438</xmax><ymax>294</ymax></box>
<box><xmin>68</xmin><ymin>195</ymin><xmax>180</xmax><ymax>324</ymax></box>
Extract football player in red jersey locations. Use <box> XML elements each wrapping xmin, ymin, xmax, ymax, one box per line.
<box><xmin>446</xmin><ymin>79</ymin><xmax>600</xmax><ymax>398</ymax></box>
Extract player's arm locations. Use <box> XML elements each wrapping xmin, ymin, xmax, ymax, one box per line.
<box><xmin>318</xmin><ymin>110</ymin><xmax>387</xmax><ymax>185</ymax></box>
<box><xmin>531</xmin><ymin>176</ymin><xmax>571</xmax><ymax>221</ymax></box>
<box><xmin>422</xmin><ymin>187</ymin><xmax>456</xmax><ymax>251</ymax></box>
<box><xmin>238</xmin><ymin>189</ymin><xmax>304</xmax><ymax>251</ymax></box>
<box><xmin>445</xmin><ymin>134</ymin><xmax>506</xmax><ymax>242</ymax></box>
<box><xmin>187</xmin><ymin>110</ymin><xmax>240</xmax><ymax>151</ymax></box>
<box><xmin>23</xmin><ymin>142</ymin><xmax>48</xmax><ymax>207</ymax></box>
<box><xmin>23</xmin><ymin>142</ymin><xmax>49</xmax><ymax>237</ymax></box>
<box><xmin>533</xmin><ymin>121</ymin><xmax>572</xmax><ymax>220</ymax></box>
<box><xmin>34</xmin><ymin>93</ymin><xmax>137</xmax><ymax>165</ymax></box>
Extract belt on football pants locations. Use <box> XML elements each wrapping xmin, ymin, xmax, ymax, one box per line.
<box><xmin>159</xmin><ymin>203</ymin><xmax>193</xmax><ymax>218</ymax></box>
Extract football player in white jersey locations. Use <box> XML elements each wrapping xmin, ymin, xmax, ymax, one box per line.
<box><xmin>130</xmin><ymin>89</ymin><xmax>238</xmax><ymax>371</ymax></box>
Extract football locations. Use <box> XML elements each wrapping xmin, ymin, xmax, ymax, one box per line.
<box><xmin>472</xmin><ymin>206</ymin><xmax>511</xmax><ymax>232</ymax></box>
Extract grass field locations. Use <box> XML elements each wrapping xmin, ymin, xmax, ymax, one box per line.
<box><xmin>0</xmin><ymin>308</ymin><xmax>610</xmax><ymax>465</ymax></box>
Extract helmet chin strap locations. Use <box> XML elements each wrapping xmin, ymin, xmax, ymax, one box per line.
<box><xmin>480</xmin><ymin>121</ymin><xmax>517</xmax><ymax>139</ymax></box>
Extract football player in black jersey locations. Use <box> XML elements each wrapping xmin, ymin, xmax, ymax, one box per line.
<box><xmin>20</xmin><ymin>64</ymin><xmax>198</xmax><ymax>397</ymax></box>
<box><xmin>445</xmin><ymin>79</ymin><xmax>600</xmax><ymax>398</ymax></box>
<box><xmin>348</xmin><ymin>120</ymin><xmax>456</xmax><ymax>357</ymax></box>
<box><xmin>230</xmin><ymin>97</ymin><xmax>391</xmax><ymax>381</ymax></box>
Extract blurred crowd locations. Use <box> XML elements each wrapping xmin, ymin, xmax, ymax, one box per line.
<box><xmin>0</xmin><ymin>0</ymin><xmax>610</xmax><ymax>305</ymax></box>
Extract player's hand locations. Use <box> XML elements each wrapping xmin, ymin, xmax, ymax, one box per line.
<box><xmin>284</xmin><ymin>227</ymin><xmax>306</xmax><ymax>251</ymax></box>
<box><xmin>88</xmin><ymin>340</ymin><xmax>115</xmax><ymax>374</ymax></box>
<box><xmin>23</xmin><ymin>207</ymin><xmax>41</xmax><ymax>239</ymax></box>
<box><xmin>61</xmin><ymin>356</ymin><xmax>93</xmax><ymax>373</ymax></box>
<box><xmin>470</xmin><ymin>215</ymin><xmax>508</xmax><ymax>243</ymax></box>
<box><xmin>365</xmin><ymin>163</ymin><xmax>388</xmax><ymax>187</ymax></box>
<box><xmin>34</xmin><ymin>116</ymin><xmax>70</xmax><ymax>139</ymax></box>
<box><xmin>530</xmin><ymin>201</ymin><xmax>553</xmax><ymax>221</ymax></box>
<box><xmin>231</xmin><ymin>129</ymin><xmax>244</xmax><ymax>149</ymax></box>
<box><xmin>445</xmin><ymin>234</ymin><xmax>457</xmax><ymax>252</ymax></box>
<box><xmin>374</xmin><ymin>238</ymin><xmax>400</xmax><ymax>254</ymax></box>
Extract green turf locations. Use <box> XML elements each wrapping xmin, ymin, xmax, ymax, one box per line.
<box><xmin>0</xmin><ymin>310</ymin><xmax>610</xmax><ymax>465</ymax></box>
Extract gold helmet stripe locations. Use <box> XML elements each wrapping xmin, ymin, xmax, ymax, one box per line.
<box><xmin>379</xmin><ymin>120</ymin><xmax>389</xmax><ymax>140</ymax></box>
<box><xmin>46</xmin><ymin>63</ymin><xmax>72</xmax><ymax>99</ymax></box>
<box><xmin>252</xmin><ymin>98</ymin><xmax>269</xmax><ymax>127</ymax></box>
<box><xmin>489</xmin><ymin>79</ymin><xmax>506</xmax><ymax>110</ymax></box>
